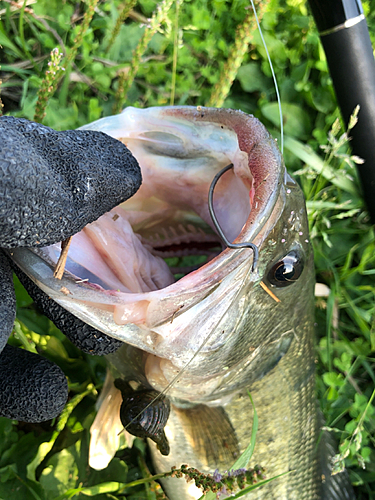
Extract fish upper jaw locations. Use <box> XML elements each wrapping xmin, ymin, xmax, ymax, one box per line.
<box><xmin>81</xmin><ymin>106</ymin><xmax>254</xmax><ymax>242</ymax></box>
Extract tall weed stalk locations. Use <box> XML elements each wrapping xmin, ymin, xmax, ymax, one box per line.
<box><xmin>113</xmin><ymin>0</ymin><xmax>174</xmax><ymax>113</ymax></box>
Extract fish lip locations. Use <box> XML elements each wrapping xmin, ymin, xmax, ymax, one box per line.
<box><xmin>8</xmin><ymin>106</ymin><xmax>286</xmax><ymax>344</ymax></box>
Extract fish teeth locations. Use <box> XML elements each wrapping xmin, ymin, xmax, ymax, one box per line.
<box><xmin>144</xmin><ymin>223</ymin><xmax>219</xmax><ymax>250</ymax></box>
<box><xmin>169</xmin><ymin>226</ymin><xmax>178</xmax><ymax>237</ymax></box>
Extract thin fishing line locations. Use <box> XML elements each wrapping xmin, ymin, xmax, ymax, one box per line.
<box><xmin>250</xmin><ymin>0</ymin><xmax>284</xmax><ymax>154</ymax></box>
<box><xmin>121</xmin><ymin>303</ymin><xmax>233</xmax><ymax>434</ymax></box>
<box><xmin>122</xmin><ymin>19</ymin><xmax>272</xmax><ymax>430</ymax></box>
<box><xmin>122</xmin><ymin>249</ymin><xmax>256</xmax><ymax>435</ymax></box>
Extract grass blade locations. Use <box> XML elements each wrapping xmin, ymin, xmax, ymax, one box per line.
<box><xmin>284</xmin><ymin>135</ymin><xmax>359</xmax><ymax>195</ymax></box>
<box><xmin>231</xmin><ymin>392</ymin><xmax>258</xmax><ymax>470</ymax></box>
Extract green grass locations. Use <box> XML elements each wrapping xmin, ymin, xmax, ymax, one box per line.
<box><xmin>1</xmin><ymin>0</ymin><xmax>375</xmax><ymax>498</ymax></box>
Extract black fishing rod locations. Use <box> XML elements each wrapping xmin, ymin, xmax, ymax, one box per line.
<box><xmin>308</xmin><ymin>0</ymin><xmax>375</xmax><ymax>224</ymax></box>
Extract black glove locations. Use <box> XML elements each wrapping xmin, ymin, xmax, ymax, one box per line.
<box><xmin>0</xmin><ymin>116</ymin><xmax>141</xmax><ymax>422</ymax></box>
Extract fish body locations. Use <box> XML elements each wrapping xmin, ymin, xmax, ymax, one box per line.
<box><xmin>9</xmin><ymin>107</ymin><xmax>353</xmax><ymax>499</ymax></box>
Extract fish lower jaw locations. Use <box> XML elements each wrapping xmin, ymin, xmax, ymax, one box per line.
<box><xmin>37</xmin><ymin>204</ymin><xmax>223</xmax><ymax>307</ymax></box>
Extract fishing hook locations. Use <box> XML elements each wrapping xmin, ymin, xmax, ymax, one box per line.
<box><xmin>208</xmin><ymin>163</ymin><xmax>259</xmax><ymax>272</ymax></box>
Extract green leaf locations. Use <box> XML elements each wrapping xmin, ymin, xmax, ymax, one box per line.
<box><xmin>322</xmin><ymin>372</ymin><xmax>345</xmax><ymax>388</ymax></box>
<box><xmin>237</xmin><ymin>64</ymin><xmax>270</xmax><ymax>93</ymax></box>
<box><xmin>13</xmin><ymin>276</ymin><xmax>33</xmax><ymax>308</ymax></box>
<box><xmin>0</xmin><ymin>465</ymin><xmax>44</xmax><ymax>500</ymax></box>
<box><xmin>0</xmin><ymin>418</ymin><xmax>18</xmax><ymax>457</ymax></box>
<box><xmin>85</xmin><ymin>458</ymin><xmax>128</xmax><ymax>489</ymax></box>
<box><xmin>262</xmin><ymin>102</ymin><xmax>311</xmax><ymax>140</ymax></box>
<box><xmin>40</xmin><ymin>449</ymin><xmax>79</xmax><ymax>497</ymax></box>
<box><xmin>0</xmin><ymin>24</ymin><xmax>24</xmax><ymax>58</ymax></box>
<box><xmin>0</xmin><ymin>464</ymin><xmax>17</xmax><ymax>483</ymax></box>
<box><xmin>333</xmin><ymin>352</ymin><xmax>353</xmax><ymax>373</ymax></box>
<box><xmin>27</xmin><ymin>387</ymin><xmax>95</xmax><ymax>481</ymax></box>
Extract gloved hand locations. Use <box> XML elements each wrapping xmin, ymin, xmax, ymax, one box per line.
<box><xmin>0</xmin><ymin>116</ymin><xmax>141</xmax><ymax>423</ymax></box>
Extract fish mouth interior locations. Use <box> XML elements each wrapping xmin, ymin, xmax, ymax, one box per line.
<box><xmin>39</xmin><ymin>172</ymin><xmax>248</xmax><ymax>296</ymax></box>
<box><xmin>20</xmin><ymin>106</ymin><xmax>283</xmax><ymax>331</ymax></box>
<box><xmin>36</xmin><ymin>107</ymin><xmax>263</xmax><ymax>300</ymax></box>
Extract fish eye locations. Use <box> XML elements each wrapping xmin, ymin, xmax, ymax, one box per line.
<box><xmin>267</xmin><ymin>250</ymin><xmax>304</xmax><ymax>287</ymax></box>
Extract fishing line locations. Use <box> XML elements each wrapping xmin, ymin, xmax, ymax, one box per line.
<box><xmin>208</xmin><ymin>163</ymin><xmax>259</xmax><ymax>272</ymax></box>
<box><xmin>121</xmin><ymin>163</ymin><xmax>260</xmax><ymax>433</ymax></box>
<box><xmin>122</xmin><ymin>3</ymin><xmax>275</xmax><ymax>439</ymax></box>
<box><xmin>249</xmin><ymin>0</ymin><xmax>284</xmax><ymax>154</ymax></box>
<box><xmin>121</xmin><ymin>246</ymin><xmax>256</xmax><ymax>436</ymax></box>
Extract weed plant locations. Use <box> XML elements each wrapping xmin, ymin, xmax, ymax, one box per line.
<box><xmin>0</xmin><ymin>0</ymin><xmax>374</xmax><ymax>499</ymax></box>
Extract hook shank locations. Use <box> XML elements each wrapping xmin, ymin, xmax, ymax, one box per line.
<box><xmin>208</xmin><ymin>164</ymin><xmax>259</xmax><ymax>271</ymax></box>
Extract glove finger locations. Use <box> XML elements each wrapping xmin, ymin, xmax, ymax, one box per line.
<box><xmin>14</xmin><ymin>264</ymin><xmax>122</xmax><ymax>356</ymax></box>
<box><xmin>0</xmin><ymin>251</ymin><xmax>16</xmax><ymax>354</ymax></box>
<box><xmin>0</xmin><ymin>116</ymin><xmax>142</xmax><ymax>248</ymax></box>
<box><xmin>0</xmin><ymin>344</ymin><xmax>68</xmax><ymax>422</ymax></box>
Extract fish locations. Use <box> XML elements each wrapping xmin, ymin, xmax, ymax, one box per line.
<box><xmin>9</xmin><ymin>106</ymin><xmax>354</xmax><ymax>499</ymax></box>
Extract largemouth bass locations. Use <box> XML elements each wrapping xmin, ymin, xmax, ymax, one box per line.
<box><xmin>9</xmin><ymin>107</ymin><xmax>353</xmax><ymax>499</ymax></box>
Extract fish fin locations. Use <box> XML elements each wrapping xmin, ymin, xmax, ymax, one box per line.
<box><xmin>89</xmin><ymin>371</ymin><xmax>133</xmax><ymax>470</ymax></box>
<box><xmin>174</xmin><ymin>404</ymin><xmax>239</xmax><ymax>469</ymax></box>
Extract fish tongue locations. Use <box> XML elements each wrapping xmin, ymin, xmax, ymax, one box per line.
<box><xmin>62</xmin><ymin>209</ymin><xmax>176</xmax><ymax>294</ymax></box>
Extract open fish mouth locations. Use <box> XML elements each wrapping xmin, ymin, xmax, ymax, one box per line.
<box><xmin>9</xmin><ymin>106</ymin><xmax>293</xmax><ymax>402</ymax></box>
